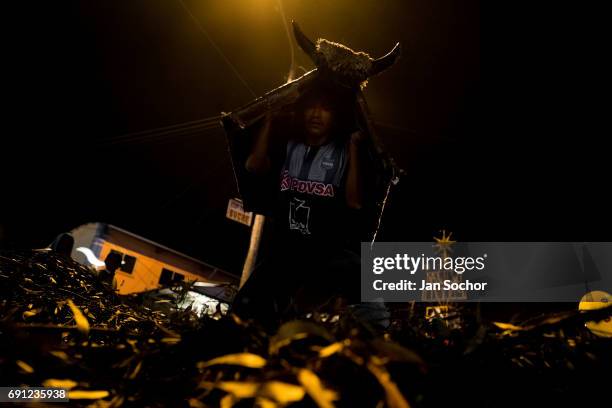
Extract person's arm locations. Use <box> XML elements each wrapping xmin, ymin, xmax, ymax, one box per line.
<box><xmin>345</xmin><ymin>130</ymin><xmax>364</xmax><ymax>209</ymax></box>
<box><xmin>245</xmin><ymin>112</ymin><xmax>273</xmax><ymax>174</ymax></box>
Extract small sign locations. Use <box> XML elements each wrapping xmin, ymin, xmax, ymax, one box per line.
<box><xmin>226</xmin><ymin>198</ymin><xmax>253</xmax><ymax>226</ymax></box>
<box><xmin>421</xmin><ymin>270</ymin><xmax>468</xmax><ymax>302</ymax></box>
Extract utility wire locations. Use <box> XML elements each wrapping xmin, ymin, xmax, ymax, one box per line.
<box><xmin>275</xmin><ymin>0</ymin><xmax>296</xmax><ymax>82</ymax></box>
<box><xmin>176</xmin><ymin>0</ymin><xmax>257</xmax><ymax>98</ymax></box>
<box><xmin>99</xmin><ymin>119</ymin><xmax>222</xmax><ymax>147</ymax></box>
<box><xmin>102</xmin><ymin>115</ymin><xmax>222</xmax><ymax>143</ymax></box>
<box><xmin>102</xmin><ymin>124</ymin><xmax>221</xmax><ymax>147</ymax></box>
<box><xmin>98</xmin><ymin>125</ymin><xmax>218</xmax><ymax>147</ymax></box>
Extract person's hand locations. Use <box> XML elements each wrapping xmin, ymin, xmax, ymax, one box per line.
<box><xmin>262</xmin><ymin>108</ymin><xmax>282</xmax><ymax>127</ymax></box>
<box><xmin>350</xmin><ymin>130</ymin><xmax>366</xmax><ymax>147</ymax></box>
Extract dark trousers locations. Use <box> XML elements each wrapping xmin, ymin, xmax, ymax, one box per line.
<box><xmin>231</xmin><ymin>244</ymin><xmax>361</xmax><ymax>328</ymax></box>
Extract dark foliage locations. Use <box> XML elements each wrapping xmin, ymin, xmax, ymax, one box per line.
<box><xmin>1</xmin><ymin>250</ymin><xmax>610</xmax><ymax>407</ymax></box>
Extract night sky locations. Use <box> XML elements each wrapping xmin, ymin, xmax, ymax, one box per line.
<box><xmin>2</xmin><ymin>1</ymin><xmax>607</xmax><ymax>275</ymax></box>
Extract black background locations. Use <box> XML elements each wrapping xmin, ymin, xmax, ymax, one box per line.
<box><xmin>2</xmin><ymin>1</ymin><xmax>607</xmax><ymax>275</ymax></box>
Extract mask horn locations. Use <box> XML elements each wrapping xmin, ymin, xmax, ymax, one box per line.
<box><xmin>369</xmin><ymin>42</ymin><xmax>401</xmax><ymax>77</ymax></box>
<box><xmin>292</xmin><ymin>21</ymin><xmax>318</xmax><ymax>63</ymax></box>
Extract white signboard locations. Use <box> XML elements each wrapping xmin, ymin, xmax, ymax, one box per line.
<box><xmin>226</xmin><ymin>198</ymin><xmax>253</xmax><ymax>226</ymax></box>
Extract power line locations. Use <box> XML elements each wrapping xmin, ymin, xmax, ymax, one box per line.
<box><xmin>101</xmin><ymin>115</ymin><xmax>222</xmax><ymax>143</ymax></box>
<box><xmin>98</xmin><ymin>120</ymin><xmax>222</xmax><ymax>147</ymax></box>
<box><xmin>97</xmin><ymin>116</ymin><xmax>416</xmax><ymax>148</ymax></box>
<box><xmin>98</xmin><ymin>124</ymin><xmax>220</xmax><ymax>147</ymax></box>
<box><xmin>176</xmin><ymin>0</ymin><xmax>257</xmax><ymax>98</ymax></box>
<box><xmin>275</xmin><ymin>0</ymin><xmax>296</xmax><ymax>82</ymax></box>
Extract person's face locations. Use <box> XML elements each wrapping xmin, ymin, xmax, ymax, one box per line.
<box><xmin>304</xmin><ymin>101</ymin><xmax>334</xmax><ymax>138</ymax></box>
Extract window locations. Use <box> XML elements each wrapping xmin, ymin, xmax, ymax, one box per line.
<box><xmin>159</xmin><ymin>268</ymin><xmax>185</xmax><ymax>285</ymax></box>
<box><xmin>109</xmin><ymin>249</ymin><xmax>124</xmax><ymax>259</ymax></box>
<box><xmin>121</xmin><ymin>255</ymin><xmax>136</xmax><ymax>274</ymax></box>
<box><xmin>108</xmin><ymin>250</ymin><xmax>136</xmax><ymax>274</ymax></box>
<box><xmin>106</xmin><ymin>250</ymin><xmax>124</xmax><ymax>270</ymax></box>
<box><xmin>159</xmin><ymin>268</ymin><xmax>174</xmax><ymax>285</ymax></box>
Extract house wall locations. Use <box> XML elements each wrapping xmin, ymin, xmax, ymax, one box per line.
<box><xmin>98</xmin><ymin>240</ymin><xmax>215</xmax><ymax>295</ymax></box>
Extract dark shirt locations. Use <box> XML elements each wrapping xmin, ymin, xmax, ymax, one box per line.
<box><xmin>275</xmin><ymin>138</ymin><xmax>351</xmax><ymax>251</ymax></box>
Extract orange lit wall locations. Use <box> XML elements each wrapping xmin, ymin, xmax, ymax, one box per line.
<box><xmin>98</xmin><ymin>241</ymin><xmax>204</xmax><ymax>295</ymax></box>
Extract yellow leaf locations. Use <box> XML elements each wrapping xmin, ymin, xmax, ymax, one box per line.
<box><xmin>371</xmin><ymin>355</ymin><xmax>389</xmax><ymax>366</ymax></box>
<box><xmin>298</xmin><ymin>369</ymin><xmax>338</xmax><ymax>408</ymax></box>
<box><xmin>22</xmin><ymin>309</ymin><xmax>41</xmax><ymax>319</ymax></box>
<box><xmin>220</xmin><ymin>394</ymin><xmax>236</xmax><ymax>408</ymax></box>
<box><xmin>160</xmin><ymin>336</ymin><xmax>181</xmax><ymax>344</ymax></box>
<box><xmin>255</xmin><ymin>397</ymin><xmax>278</xmax><ymax>408</ymax></box>
<box><xmin>370</xmin><ymin>339</ymin><xmax>424</xmax><ymax>366</ymax></box>
<box><xmin>49</xmin><ymin>351</ymin><xmax>70</xmax><ymax>362</ymax></box>
<box><xmin>270</xmin><ymin>320</ymin><xmax>333</xmax><ymax>355</ymax></box>
<box><xmin>128</xmin><ymin>361</ymin><xmax>142</xmax><ymax>380</ymax></box>
<box><xmin>68</xmin><ymin>390</ymin><xmax>110</xmax><ymax>400</ymax></box>
<box><xmin>43</xmin><ymin>378</ymin><xmax>78</xmax><ymax>389</ymax></box>
<box><xmin>16</xmin><ymin>360</ymin><xmax>34</xmax><ymax>374</ymax></box>
<box><xmin>493</xmin><ymin>322</ymin><xmax>523</xmax><ymax>331</ymax></box>
<box><xmin>126</xmin><ymin>339</ymin><xmax>139</xmax><ymax>353</ymax></box>
<box><xmin>188</xmin><ymin>398</ymin><xmax>207</xmax><ymax>408</ymax></box>
<box><xmin>318</xmin><ymin>342</ymin><xmax>345</xmax><ymax>358</ymax></box>
<box><xmin>269</xmin><ymin>333</ymin><xmax>308</xmax><ymax>354</ymax></box>
<box><xmin>67</xmin><ymin>299</ymin><xmax>90</xmax><ymax>336</ymax></box>
<box><xmin>198</xmin><ymin>353</ymin><xmax>267</xmax><ymax>369</ymax></box>
<box><xmin>230</xmin><ymin>313</ymin><xmax>244</xmax><ymax>325</ymax></box>
<box><xmin>200</xmin><ymin>381</ymin><xmax>259</xmax><ymax>399</ymax></box>
<box><xmin>219</xmin><ymin>382</ymin><xmax>259</xmax><ymax>398</ymax></box>
<box><xmin>260</xmin><ymin>381</ymin><xmax>305</xmax><ymax>404</ymax></box>
<box><xmin>85</xmin><ymin>395</ymin><xmax>124</xmax><ymax>408</ymax></box>
<box><xmin>367</xmin><ymin>362</ymin><xmax>411</xmax><ymax>408</ymax></box>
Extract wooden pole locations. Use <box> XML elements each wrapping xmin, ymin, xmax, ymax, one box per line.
<box><xmin>239</xmin><ymin>214</ymin><xmax>265</xmax><ymax>289</ymax></box>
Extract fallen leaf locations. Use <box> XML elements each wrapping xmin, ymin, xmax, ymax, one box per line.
<box><xmin>270</xmin><ymin>320</ymin><xmax>333</xmax><ymax>354</ymax></box>
<box><xmin>160</xmin><ymin>337</ymin><xmax>181</xmax><ymax>344</ymax></box>
<box><xmin>200</xmin><ymin>381</ymin><xmax>259</xmax><ymax>399</ymax></box>
<box><xmin>367</xmin><ymin>361</ymin><xmax>410</xmax><ymax>408</ymax></box>
<box><xmin>16</xmin><ymin>360</ymin><xmax>34</xmax><ymax>374</ymax></box>
<box><xmin>69</xmin><ymin>390</ymin><xmax>110</xmax><ymax>400</ymax></box>
<box><xmin>22</xmin><ymin>308</ymin><xmax>41</xmax><ymax>319</ymax></box>
<box><xmin>493</xmin><ymin>322</ymin><xmax>523</xmax><ymax>331</ymax></box>
<box><xmin>260</xmin><ymin>381</ymin><xmax>305</xmax><ymax>404</ymax></box>
<box><xmin>318</xmin><ymin>342</ymin><xmax>345</xmax><ymax>358</ymax></box>
<box><xmin>198</xmin><ymin>353</ymin><xmax>267</xmax><ymax>369</ymax></box>
<box><xmin>370</xmin><ymin>339</ymin><xmax>425</xmax><ymax>366</ymax></box>
<box><xmin>43</xmin><ymin>378</ymin><xmax>78</xmax><ymax>389</ymax></box>
<box><xmin>188</xmin><ymin>398</ymin><xmax>207</xmax><ymax>408</ymax></box>
<box><xmin>85</xmin><ymin>395</ymin><xmax>124</xmax><ymax>408</ymax></box>
<box><xmin>220</xmin><ymin>394</ymin><xmax>236</xmax><ymax>408</ymax></box>
<box><xmin>49</xmin><ymin>351</ymin><xmax>70</xmax><ymax>362</ymax></box>
<box><xmin>298</xmin><ymin>369</ymin><xmax>338</xmax><ymax>408</ymax></box>
<box><xmin>255</xmin><ymin>397</ymin><xmax>278</xmax><ymax>408</ymax></box>
<box><xmin>67</xmin><ymin>299</ymin><xmax>90</xmax><ymax>336</ymax></box>
<box><xmin>128</xmin><ymin>361</ymin><xmax>143</xmax><ymax>380</ymax></box>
